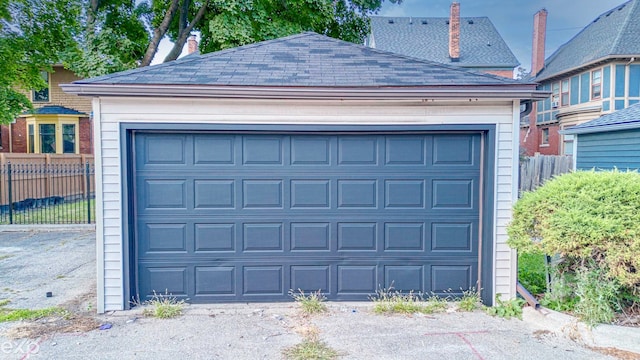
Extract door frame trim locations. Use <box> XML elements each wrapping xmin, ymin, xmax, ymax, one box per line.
<box><xmin>120</xmin><ymin>123</ymin><xmax>496</xmax><ymax>307</ymax></box>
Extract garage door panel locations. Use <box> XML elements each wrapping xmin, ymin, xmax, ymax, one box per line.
<box><xmin>136</xmin><ymin>217</ymin><xmax>479</xmax><ymax>258</ymax></box>
<box><xmin>134</xmin><ymin>132</ymin><xmax>484</xmax><ymax>302</ymax></box>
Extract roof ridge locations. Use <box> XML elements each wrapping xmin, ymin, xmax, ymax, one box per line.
<box><xmin>611</xmin><ymin>0</ymin><xmax>638</xmax><ymax>54</ymax></box>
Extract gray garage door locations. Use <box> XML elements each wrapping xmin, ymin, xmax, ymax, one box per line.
<box><xmin>133</xmin><ymin>132</ymin><xmax>483</xmax><ymax>302</ymax></box>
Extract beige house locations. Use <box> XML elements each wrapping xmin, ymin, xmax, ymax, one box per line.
<box><xmin>0</xmin><ymin>65</ymin><xmax>93</xmax><ymax>154</ymax></box>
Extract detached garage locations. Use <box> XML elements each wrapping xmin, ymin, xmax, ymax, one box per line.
<box><xmin>62</xmin><ymin>32</ymin><xmax>546</xmax><ymax>312</ymax></box>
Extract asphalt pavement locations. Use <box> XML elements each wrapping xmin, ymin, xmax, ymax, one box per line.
<box><xmin>0</xmin><ymin>230</ymin><xmax>626</xmax><ymax>360</ymax></box>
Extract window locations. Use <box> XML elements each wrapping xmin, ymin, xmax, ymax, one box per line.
<box><xmin>541</xmin><ymin>128</ymin><xmax>549</xmax><ymax>145</ymax></box>
<box><xmin>563</xmin><ymin>134</ymin><xmax>574</xmax><ymax>155</ymax></box>
<box><xmin>28</xmin><ymin>124</ymin><xmax>34</xmax><ymax>153</ymax></box>
<box><xmin>592</xmin><ymin>69</ymin><xmax>602</xmax><ymax>99</ymax></box>
<box><xmin>32</xmin><ymin>71</ymin><xmax>50</xmax><ymax>102</ymax></box>
<box><xmin>551</xmin><ymin>82</ymin><xmax>560</xmax><ymax>107</ymax></box>
<box><xmin>62</xmin><ymin>124</ymin><xmax>76</xmax><ymax>153</ymax></box>
<box><xmin>561</xmin><ymin>80</ymin><xmax>570</xmax><ymax>106</ymax></box>
<box><xmin>39</xmin><ymin>124</ymin><xmax>56</xmax><ymax>153</ymax></box>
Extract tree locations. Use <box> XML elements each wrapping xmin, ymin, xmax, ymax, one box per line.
<box><xmin>142</xmin><ymin>0</ymin><xmax>400</xmax><ymax>66</ymax></box>
<box><xmin>0</xmin><ymin>0</ymin><xmax>80</xmax><ymax>124</ymax></box>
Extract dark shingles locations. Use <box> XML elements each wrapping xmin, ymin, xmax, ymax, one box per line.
<box><xmin>536</xmin><ymin>0</ymin><xmax>640</xmax><ymax>81</ymax></box>
<box><xmin>368</xmin><ymin>16</ymin><xmax>519</xmax><ymax>69</ymax></box>
<box><xmin>24</xmin><ymin>105</ymin><xmax>86</xmax><ymax>115</ymax></box>
<box><xmin>75</xmin><ymin>32</ymin><xmax>524</xmax><ymax>88</ymax></box>
<box><xmin>564</xmin><ymin>103</ymin><xmax>640</xmax><ymax>133</ymax></box>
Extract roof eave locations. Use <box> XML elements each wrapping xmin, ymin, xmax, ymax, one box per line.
<box><xmin>61</xmin><ymin>83</ymin><xmax>549</xmax><ymax>100</ymax></box>
<box><xmin>536</xmin><ymin>55</ymin><xmax>640</xmax><ymax>82</ymax></box>
<box><xmin>562</xmin><ymin>120</ymin><xmax>640</xmax><ymax>135</ymax></box>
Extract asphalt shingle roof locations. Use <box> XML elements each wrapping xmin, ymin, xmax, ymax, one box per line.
<box><xmin>368</xmin><ymin>16</ymin><xmax>519</xmax><ymax>69</ymax></box>
<box><xmin>76</xmin><ymin>32</ymin><xmax>524</xmax><ymax>87</ymax></box>
<box><xmin>536</xmin><ymin>0</ymin><xmax>640</xmax><ymax>81</ymax></box>
<box><xmin>25</xmin><ymin>105</ymin><xmax>86</xmax><ymax>115</ymax></box>
<box><xmin>563</xmin><ymin>102</ymin><xmax>640</xmax><ymax>134</ymax></box>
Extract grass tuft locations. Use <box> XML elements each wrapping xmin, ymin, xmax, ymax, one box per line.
<box><xmin>289</xmin><ymin>289</ymin><xmax>327</xmax><ymax>315</ymax></box>
<box><xmin>370</xmin><ymin>286</ymin><xmax>449</xmax><ymax>315</ymax></box>
<box><xmin>283</xmin><ymin>338</ymin><xmax>339</xmax><ymax>360</ymax></box>
<box><xmin>0</xmin><ymin>299</ymin><xmax>67</xmax><ymax>323</ymax></box>
<box><xmin>140</xmin><ymin>290</ymin><xmax>185</xmax><ymax>319</ymax></box>
<box><xmin>457</xmin><ymin>289</ymin><xmax>483</xmax><ymax>312</ymax></box>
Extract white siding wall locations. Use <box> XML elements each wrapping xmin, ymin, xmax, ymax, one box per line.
<box><xmin>95</xmin><ymin>97</ymin><xmax>519</xmax><ymax>312</ymax></box>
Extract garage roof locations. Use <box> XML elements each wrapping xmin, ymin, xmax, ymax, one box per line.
<box><xmin>63</xmin><ymin>32</ymin><xmax>546</xmax><ymax>100</ymax></box>
<box><xmin>563</xmin><ymin>102</ymin><xmax>640</xmax><ymax>135</ymax></box>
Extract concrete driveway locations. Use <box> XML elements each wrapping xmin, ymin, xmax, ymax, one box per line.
<box><xmin>0</xmin><ymin>230</ymin><xmax>620</xmax><ymax>360</ymax></box>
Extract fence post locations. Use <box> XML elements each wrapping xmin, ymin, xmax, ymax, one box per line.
<box><xmin>86</xmin><ymin>162</ymin><xmax>91</xmax><ymax>224</ymax></box>
<box><xmin>7</xmin><ymin>162</ymin><xmax>12</xmax><ymax>225</ymax></box>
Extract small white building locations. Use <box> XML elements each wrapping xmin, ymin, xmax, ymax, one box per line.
<box><xmin>63</xmin><ymin>32</ymin><xmax>546</xmax><ymax>313</ymax></box>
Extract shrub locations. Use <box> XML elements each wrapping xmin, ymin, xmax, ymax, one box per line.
<box><xmin>508</xmin><ymin>170</ymin><xmax>640</xmax><ymax>324</ymax></box>
<box><xmin>517</xmin><ymin>252</ymin><xmax>547</xmax><ymax>295</ymax></box>
<box><xmin>508</xmin><ymin>170</ymin><xmax>640</xmax><ymax>291</ymax></box>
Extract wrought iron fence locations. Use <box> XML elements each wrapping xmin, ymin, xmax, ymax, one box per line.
<box><xmin>0</xmin><ymin>162</ymin><xmax>95</xmax><ymax>224</ymax></box>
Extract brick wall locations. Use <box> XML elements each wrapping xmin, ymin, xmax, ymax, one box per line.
<box><xmin>11</xmin><ymin>118</ymin><xmax>27</xmax><ymax>153</ymax></box>
<box><xmin>0</xmin><ymin>125</ymin><xmax>9</xmax><ymax>152</ymax></box>
<box><xmin>483</xmin><ymin>69</ymin><xmax>514</xmax><ymax>78</ymax></box>
<box><xmin>79</xmin><ymin>117</ymin><xmax>93</xmax><ymax>154</ymax></box>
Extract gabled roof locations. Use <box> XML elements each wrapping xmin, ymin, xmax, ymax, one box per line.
<box><xmin>368</xmin><ymin>16</ymin><xmax>519</xmax><ymax>69</ymax></box>
<box><xmin>563</xmin><ymin>103</ymin><xmax>640</xmax><ymax>135</ymax></box>
<box><xmin>536</xmin><ymin>0</ymin><xmax>640</xmax><ymax>81</ymax></box>
<box><xmin>24</xmin><ymin>105</ymin><xmax>86</xmax><ymax>115</ymax></box>
<box><xmin>63</xmin><ymin>32</ymin><xmax>546</xmax><ymax>100</ymax></box>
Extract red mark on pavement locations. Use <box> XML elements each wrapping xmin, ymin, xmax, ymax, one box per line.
<box><xmin>424</xmin><ymin>330</ymin><xmax>488</xmax><ymax>360</ymax></box>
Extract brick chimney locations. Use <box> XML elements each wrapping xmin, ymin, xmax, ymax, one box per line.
<box><xmin>449</xmin><ymin>2</ymin><xmax>460</xmax><ymax>62</ymax></box>
<box><xmin>187</xmin><ymin>34</ymin><xmax>198</xmax><ymax>54</ymax></box>
<box><xmin>531</xmin><ymin>9</ymin><xmax>547</xmax><ymax>76</ymax></box>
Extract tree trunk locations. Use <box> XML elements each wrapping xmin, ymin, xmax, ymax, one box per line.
<box><xmin>139</xmin><ymin>0</ymin><xmax>181</xmax><ymax>67</ymax></box>
<box><xmin>163</xmin><ymin>0</ymin><xmax>208</xmax><ymax>63</ymax></box>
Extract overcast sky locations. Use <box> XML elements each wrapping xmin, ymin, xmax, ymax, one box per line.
<box><xmin>155</xmin><ymin>0</ymin><xmax>627</xmax><ymax>71</ymax></box>
<box><xmin>379</xmin><ymin>0</ymin><xmax>626</xmax><ymax>71</ymax></box>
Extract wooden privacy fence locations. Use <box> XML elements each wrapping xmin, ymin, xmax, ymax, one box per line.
<box><xmin>0</xmin><ymin>154</ymin><xmax>95</xmax><ymax>224</ymax></box>
<box><xmin>519</xmin><ymin>155</ymin><xmax>573</xmax><ymax>194</ymax></box>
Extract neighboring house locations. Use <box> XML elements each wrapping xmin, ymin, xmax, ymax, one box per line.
<box><xmin>562</xmin><ymin>102</ymin><xmax>640</xmax><ymax>171</ymax></box>
<box><xmin>0</xmin><ymin>65</ymin><xmax>93</xmax><ymax>154</ymax></box>
<box><xmin>62</xmin><ymin>32</ymin><xmax>546</xmax><ymax>313</ymax></box>
<box><xmin>367</xmin><ymin>3</ymin><xmax>519</xmax><ymax>78</ymax></box>
<box><xmin>521</xmin><ymin>0</ymin><xmax>640</xmax><ymax>155</ymax></box>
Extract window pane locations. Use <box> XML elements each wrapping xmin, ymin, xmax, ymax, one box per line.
<box><xmin>40</xmin><ymin>124</ymin><xmax>56</xmax><ymax>153</ymax></box>
<box><xmin>28</xmin><ymin>124</ymin><xmax>34</xmax><ymax>153</ymax></box>
<box><xmin>33</xmin><ymin>71</ymin><xmax>50</xmax><ymax>102</ymax></box>
<box><xmin>63</xmin><ymin>124</ymin><xmax>76</xmax><ymax>154</ymax></box>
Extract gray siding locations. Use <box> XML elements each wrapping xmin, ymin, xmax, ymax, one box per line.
<box><xmin>576</xmin><ymin>129</ymin><xmax>640</xmax><ymax>171</ymax></box>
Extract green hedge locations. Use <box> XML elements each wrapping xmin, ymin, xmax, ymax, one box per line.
<box><xmin>508</xmin><ymin>170</ymin><xmax>640</xmax><ymax>291</ymax></box>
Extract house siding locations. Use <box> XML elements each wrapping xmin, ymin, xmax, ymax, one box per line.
<box><xmin>25</xmin><ymin>67</ymin><xmax>92</xmax><ymax>114</ymax></box>
<box><xmin>94</xmin><ymin>97</ymin><xmax>520</xmax><ymax>312</ymax></box>
<box><xmin>576</xmin><ymin>129</ymin><xmax>640</xmax><ymax>170</ymax></box>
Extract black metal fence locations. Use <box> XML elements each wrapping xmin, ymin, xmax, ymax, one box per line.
<box><xmin>0</xmin><ymin>162</ymin><xmax>95</xmax><ymax>224</ymax></box>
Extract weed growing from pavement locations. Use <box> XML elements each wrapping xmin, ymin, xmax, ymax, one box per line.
<box><xmin>457</xmin><ymin>289</ymin><xmax>483</xmax><ymax>312</ymax></box>
<box><xmin>0</xmin><ymin>300</ymin><xmax>68</xmax><ymax>322</ymax></box>
<box><xmin>370</xmin><ymin>287</ymin><xmax>449</xmax><ymax>315</ymax></box>
<box><xmin>485</xmin><ymin>296</ymin><xmax>526</xmax><ymax>319</ymax></box>
<box><xmin>138</xmin><ymin>290</ymin><xmax>185</xmax><ymax>319</ymax></box>
<box><xmin>283</xmin><ymin>338</ymin><xmax>339</xmax><ymax>360</ymax></box>
<box><xmin>289</xmin><ymin>289</ymin><xmax>327</xmax><ymax>315</ymax></box>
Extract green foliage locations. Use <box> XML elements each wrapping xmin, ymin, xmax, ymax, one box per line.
<box><xmin>457</xmin><ymin>289</ymin><xmax>482</xmax><ymax>312</ymax></box>
<box><xmin>573</xmin><ymin>267</ymin><xmax>619</xmax><ymax>326</ymax></box>
<box><xmin>370</xmin><ymin>287</ymin><xmax>448</xmax><ymax>315</ymax></box>
<box><xmin>283</xmin><ymin>338</ymin><xmax>339</xmax><ymax>360</ymax></box>
<box><xmin>289</xmin><ymin>289</ymin><xmax>327</xmax><ymax>315</ymax></box>
<box><xmin>540</xmin><ymin>271</ymin><xmax>578</xmax><ymax>312</ymax></box>
<box><xmin>485</xmin><ymin>296</ymin><xmax>525</xmax><ymax>320</ymax></box>
<box><xmin>518</xmin><ymin>252</ymin><xmax>547</xmax><ymax>295</ymax></box>
<box><xmin>0</xmin><ymin>300</ymin><xmax>67</xmax><ymax>322</ymax></box>
<box><xmin>141</xmin><ymin>290</ymin><xmax>185</xmax><ymax>319</ymax></box>
<box><xmin>200</xmin><ymin>0</ymin><xmax>400</xmax><ymax>53</ymax></box>
<box><xmin>508</xmin><ymin>170</ymin><xmax>640</xmax><ymax>290</ymax></box>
